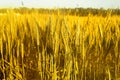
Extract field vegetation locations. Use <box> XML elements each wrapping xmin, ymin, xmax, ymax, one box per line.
<box><xmin>0</xmin><ymin>8</ymin><xmax>120</xmax><ymax>80</ymax></box>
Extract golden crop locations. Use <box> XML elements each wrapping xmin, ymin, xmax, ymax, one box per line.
<box><xmin>0</xmin><ymin>9</ymin><xmax>120</xmax><ymax>80</ymax></box>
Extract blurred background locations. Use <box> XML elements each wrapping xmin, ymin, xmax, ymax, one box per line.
<box><xmin>0</xmin><ymin>0</ymin><xmax>120</xmax><ymax>9</ymax></box>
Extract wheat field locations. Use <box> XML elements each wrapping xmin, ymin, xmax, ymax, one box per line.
<box><xmin>0</xmin><ymin>9</ymin><xmax>120</xmax><ymax>80</ymax></box>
